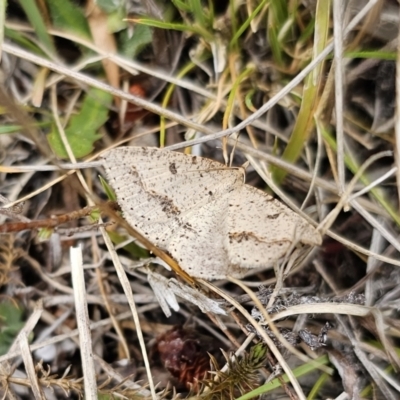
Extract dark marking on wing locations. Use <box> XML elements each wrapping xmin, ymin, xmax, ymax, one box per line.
<box><xmin>148</xmin><ymin>191</ymin><xmax>181</xmax><ymax>216</ymax></box>
<box><xmin>169</xmin><ymin>162</ymin><xmax>178</xmax><ymax>175</ymax></box>
<box><xmin>228</xmin><ymin>231</ymin><xmax>259</xmax><ymax>243</ymax></box>
<box><xmin>129</xmin><ymin>166</ymin><xmax>140</xmax><ymax>179</ymax></box>
<box><xmin>266</xmin><ymin>213</ymin><xmax>281</xmax><ymax>220</ymax></box>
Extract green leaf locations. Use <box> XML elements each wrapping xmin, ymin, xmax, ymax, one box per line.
<box><xmin>249</xmin><ymin>342</ymin><xmax>268</xmax><ymax>365</ymax></box>
<box><xmin>88</xmin><ymin>208</ymin><xmax>101</xmax><ymax>223</ymax></box>
<box><xmin>46</xmin><ymin>0</ymin><xmax>91</xmax><ymax>40</ymax></box>
<box><xmin>38</xmin><ymin>227</ymin><xmax>54</xmax><ymax>240</ymax></box>
<box><xmin>120</xmin><ymin>24</ymin><xmax>153</xmax><ymax>58</ymax></box>
<box><xmin>0</xmin><ymin>302</ymin><xmax>25</xmax><ymax>355</ymax></box>
<box><xmin>107</xmin><ymin>230</ymin><xmax>150</xmax><ymax>259</ymax></box>
<box><xmin>97</xmin><ymin>0</ymin><xmax>121</xmax><ymax>13</ymax></box>
<box><xmin>48</xmin><ymin>88</ymin><xmax>112</xmax><ymax>159</ymax></box>
<box><xmin>107</xmin><ymin>9</ymin><xmax>128</xmax><ymax>34</ymax></box>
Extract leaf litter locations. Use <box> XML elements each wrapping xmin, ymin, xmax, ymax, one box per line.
<box><xmin>1</xmin><ymin>1</ymin><xmax>400</xmax><ymax>399</ymax></box>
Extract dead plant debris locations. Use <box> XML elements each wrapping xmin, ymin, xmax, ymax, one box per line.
<box><xmin>1</xmin><ymin>1</ymin><xmax>400</xmax><ymax>399</ymax></box>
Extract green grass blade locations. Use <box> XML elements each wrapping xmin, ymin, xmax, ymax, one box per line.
<box><xmin>171</xmin><ymin>0</ymin><xmax>192</xmax><ymax>12</ymax></box>
<box><xmin>307</xmin><ymin>372</ymin><xmax>330</xmax><ymax>399</ymax></box>
<box><xmin>230</xmin><ymin>0</ymin><xmax>269</xmax><ymax>49</ymax></box>
<box><xmin>159</xmin><ymin>62</ymin><xmax>197</xmax><ymax>147</ymax></box>
<box><xmin>0</xmin><ymin>0</ymin><xmax>6</xmax><ymax>61</ymax></box>
<box><xmin>272</xmin><ymin>0</ymin><xmax>331</xmax><ymax>183</ymax></box>
<box><xmin>266</xmin><ymin>0</ymin><xmax>290</xmax><ymax>66</ymax></box>
<box><xmin>132</xmin><ymin>17</ymin><xmax>214</xmax><ymax>41</ymax></box>
<box><xmin>235</xmin><ymin>355</ymin><xmax>330</xmax><ymax>400</ymax></box>
<box><xmin>189</xmin><ymin>0</ymin><xmax>206</xmax><ymax>28</ymax></box>
<box><xmin>344</xmin><ymin>50</ymin><xmax>397</xmax><ymax>60</ymax></box>
<box><xmin>321</xmin><ymin>124</ymin><xmax>400</xmax><ymax>227</ymax></box>
<box><xmin>4</xmin><ymin>26</ymin><xmax>47</xmax><ymax>55</ymax></box>
<box><xmin>18</xmin><ymin>0</ymin><xmax>56</xmax><ymax>55</ymax></box>
<box><xmin>223</xmin><ymin>65</ymin><xmax>255</xmax><ymax>129</ymax></box>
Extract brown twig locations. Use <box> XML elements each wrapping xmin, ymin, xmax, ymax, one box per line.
<box><xmin>0</xmin><ymin>202</ymin><xmax>119</xmax><ymax>233</ymax></box>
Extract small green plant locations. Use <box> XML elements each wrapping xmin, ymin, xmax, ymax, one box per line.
<box><xmin>199</xmin><ymin>343</ymin><xmax>268</xmax><ymax>399</ymax></box>
<box><xmin>0</xmin><ymin>301</ymin><xmax>25</xmax><ymax>355</ymax></box>
<box><xmin>48</xmin><ymin>88</ymin><xmax>112</xmax><ymax>159</ymax></box>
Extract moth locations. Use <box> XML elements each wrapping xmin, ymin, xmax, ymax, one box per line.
<box><xmin>102</xmin><ymin>147</ymin><xmax>321</xmax><ymax>280</ymax></box>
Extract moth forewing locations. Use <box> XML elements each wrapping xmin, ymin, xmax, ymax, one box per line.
<box><xmin>102</xmin><ymin>146</ymin><xmax>321</xmax><ymax>280</ymax></box>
